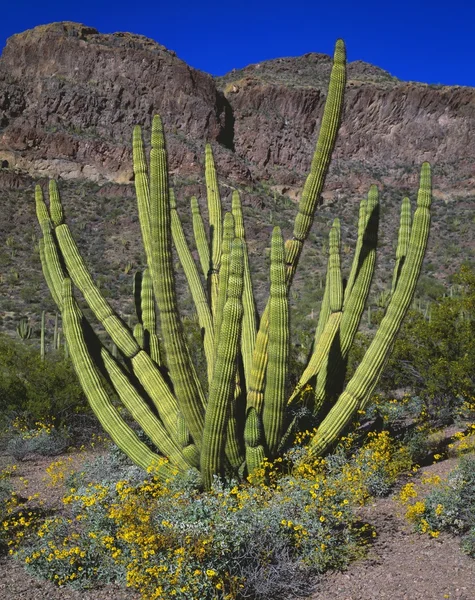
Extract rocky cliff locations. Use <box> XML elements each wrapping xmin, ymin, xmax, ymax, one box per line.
<box><xmin>1</xmin><ymin>21</ymin><xmax>474</xmax><ymax>199</ymax></box>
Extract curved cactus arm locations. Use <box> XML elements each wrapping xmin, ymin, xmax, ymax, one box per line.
<box><xmin>169</xmin><ymin>189</ymin><xmax>214</xmax><ymax>385</ymax></box>
<box><xmin>38</xmin><ymin>188</ymin><xmax>180</xmax><ymax>440</ymax></box>
<box><xmin>214</xmin><ymin>212</ymin><xmax>235</xmax><ymax>351</ymax></box>
<box><xmin>36</xmin><ymin>186</ymin><xmax>64</xmax><ymax>309</ymax></box>
<box><xmin>231</xmin><ymin>190</ymin><xmax>257</xmax><ymax>387</ymax></box>
<box><xmin>201</xmin><ymin>239</ymin><xmax>244</xmax><ymax>489</ymax></box>
<box><xmin>141</xmin><ymin>268</ymin><xmax>161</xmax><ymax>365</ymax></box>
<box><xmin>205</xmin><ymin>144</ymin><xmax>223</xmax><ymax>316</ymax></box>
<box><xmin>148</xmin><ymin>115</ymin><xmax>206</xmax><ymax>446</ymax></box>
<box><xmin>101</xmin><ymin>349</ymin><xmax>188</xmax><ymax>472</ymax></box>
<box><xmin>191</xmin><ymin>196</ymin><xmax>211</xmax><ymax>280</ymax></box>
<box><xmin>48</xmin><ymin>180</ymin><xmax>64</xmax><ymax>228</ymax></box>
<box><xmin>39</xmin><ymin>238</ymin><xmax>61</xmax><ymax>309</ymax></box>
<box><xmin>308</xmin><ymin>163</ymin><xmax>432</xmax><ymax>458</ymax></box>
<box><xmin>262</xmin><ymin>227</ymin><xmax>289</xmax><ymax>456</ymax></box>
<box><xmin>391</xmin><ymin>196</ymin><xmax>412</xmax><ymax>294</ymax></box>
<box><xmin>313</xmin><ymin>189</ymin><xmax>379</xmax><ymax>410</ymax></box>
<box><xmin>61</xmin><ymin>278</ymin><xmax>174</xmax><ymax>479</ymax></box>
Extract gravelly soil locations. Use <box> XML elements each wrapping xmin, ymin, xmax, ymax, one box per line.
<box><xmin>1</xmin><ymin>451</ymin><xmax>474</xmax><ymax>599</ymax></box>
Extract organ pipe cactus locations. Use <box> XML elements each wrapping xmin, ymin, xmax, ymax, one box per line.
<box><xmin>34</xmin><ymin>39</ymin><xmax>433</xmax><ymax>488</ymax></box>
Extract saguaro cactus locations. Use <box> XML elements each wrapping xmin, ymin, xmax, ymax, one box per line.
<box><xmin>35</xmin><ymin>40</ymin><xmax>433</xmax><ymax>488</ymax></box>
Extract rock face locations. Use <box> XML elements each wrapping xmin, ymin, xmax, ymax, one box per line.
<box><xmin>0</xmin><ymin>21</ymin><xmax>474</xmax><ymax>195</ymax></box>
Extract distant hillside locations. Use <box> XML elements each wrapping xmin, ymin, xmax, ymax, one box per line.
<box><xmin>0</xmin><ymin>22</ymin><xmax>473</xmax><ymax>338</ymax></box>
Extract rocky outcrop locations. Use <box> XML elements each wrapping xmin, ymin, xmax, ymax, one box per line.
<box><xmin>0</xmin><ymin>21</ymin><xmax>474</xmax><ymax>196</ymax></box>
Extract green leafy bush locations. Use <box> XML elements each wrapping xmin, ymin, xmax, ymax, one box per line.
<box><xmin>377</xmin><ymin>266</ymin><xmax>475</xmax><ymax>425</ymax></box>
<box><xmin>0</xmin><ymin>333</ymin><xmax>88</xmax><ymax>430</ymax></box>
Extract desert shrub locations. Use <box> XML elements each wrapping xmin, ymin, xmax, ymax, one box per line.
<box><xmin>0</xmin><ymin>333</ymin><xmax>89</xmax><ymax>430</ymax></box>
<box><xmin>377</xmin><ymin>267</ymin><xmax>475</xmax><ymax>426</ymax></box>
<box><xmin>400</xmin><ymin>454</ymin><xmax>475</xmax><ymax>555</ymax></box>
<box><xmin>6</xmin><ymin>420</ymin><xmax>71</xmax><ymax>460</ymax></box>
<box><xmin>14</xmin><ymin>430</ymin><xmax>413</xmax><ymax>598</ymax></box>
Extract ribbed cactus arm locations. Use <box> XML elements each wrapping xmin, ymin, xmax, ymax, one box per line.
<box><xmin>247</xmin><ymin>41</ymin><xmax>346</xmax><ymax>412</ymax></box>
<box><xmin>191</xmin><ymin>196</ymin><xmax>211</xmax><ymax>280</ymax></box>
<box><xmin>205</xmin><ymin>144</ymin><xmax>223</xmax><ymax>315</ymax></box>
<box><xmin>313</xmin><ymin>188</ymin><xmax>379</xmax><ymax>411</ymax></box>
<box><xmin>133</xmin><ymin>125</ymin><xmax>153</xmax><ymax>270</ymax></box>
<box><xmin>308</xmin><ymin>163</ymin><xmax>432</xmax><ymax>458</ymax></box>
<box><xmin>141</xmin><ymin>268</ymin><xmax>161</xmax><ymax>365</ymax></box>
<box><xmin>289</xmin><ymin>312</ymin><xmax>342</xmax><ymax>404</ymax></box>
<box><xmin>100</xmin><ymin>350</ymin><xmax>189</xmax><ymax>472</ymax></box>
<box><xmin>293</xmin><ymin>39</ymin><xmax>346</xmax><ymax>244</ymax></box>
<box><xmin>149</xmin><ymin>115</ymin><xmax>206</xmax><ymax>447</ymax></box>
<box><xmin>303</xmin><ymin>221</ymin><xmax>344</xmax><ymax>407</ymax></box>
<box><xmin>38</xmin><ymin>182</ymin><xmax>179</xmax><ymax>439</ymax></box>
<box><xmin>262</xmin><ymin>227</ymin><xmax>289</xmax><ymax>456</ymax></box>
<box><xmin>338</xmin><ymin>188</ymin><xmax>379</xmax><ymax>356</ymax></box>
<box><xmin>232</xmin><ymin>190</ymin><xmax>257</xmax><ymax>387</ymax></box>
<box><xmin>344</xmin><ymin>197</ymin><xmax>367</xmax><ymax>304</ymax></box>
<box><xmin>391</xmin><ymin>196</ymin><xmax>412</xmax><ymax>294</ymax></box>
<box><xmin>61</xmin><ymin>278</ymin><xmax>173</xmax><ymax>479</ymax></box>
<box><xmin>328</xmin><ymin>220</ymin><xmax>343</xmax><ymax>312</ymax></box>
<box><xmin>201</xmin><ymin>239</ymin><xmax>244</xmax><ymax>489</ymax></box>
<box><xmin>36</xmin><ymin>185</ymin><xmax>64</xmax><ymax>309</ymax></box>
<box><xmin>214</xmin><ymin>212</ymin><xmax>235</xmax><ymax>349</ymax></box>
<box><xmin>169</xmin><ymin>189</ymin><xmax>214</xmax><ymax>385</ymax></box>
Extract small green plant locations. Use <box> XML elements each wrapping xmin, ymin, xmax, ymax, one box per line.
<box><xmin>400</xmin><ymin>454</ymin><xmax>475</xmax><ymax>555</ymax></box>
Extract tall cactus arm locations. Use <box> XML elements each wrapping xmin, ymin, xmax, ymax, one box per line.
<box><xmin>308</xmin><ymin>163</ymin><xmax>432</xmax><ymax>458</ymax></box>
<box><xmin>328</xmin><ymin>220</ymin><xmax>343</xmax><ymax>313</ymax></box>
<box><xmin>149</xmin><ymin>115</ymin><xmax>206</xmax><ymax>446</ymax></box>
<box><xmin>201</xmin><ymin>239</ymin><xmax>244</xmax><ymax>489</ymax></box>
<box><xmin>36</xmin><ymin>186</ymin><xmax>64</xmax><ymax>309</ymax></box>
<box><xmin>141</xmin><ymin>268</ymin><xmax>161</xmax><ymax>365</ymax></box>
<box><xmin>133</xmin><ymin>125</ymin><xmax>153</xmax><ymax>270</ymax></box>
<box><xmin>231</xmin><ymin>190</ymin><xmax>257</xmax><ymax>387</ymax></box>
<box><xmin>62</xmin><ymin>279</ymin><xmax>174</xmax><ymax>479</ymax></box>
<box><xmin>169</xmin><ymin>189</ymin><xmax>214</xmax><ymax>385</ymax></box>
<box><xmin>344</xmin><ymin>197</ymin><xmax>367</xmax><ymax>304</ymax></box>
<box><xmin>313</xmin><ymin>189</ymin><xmax>379</xmax><ymax>410</ymax></box>
<box><xmin>262</xmin><ymin>227</ymin><xmax>289</xmax><ymax>456</ymax></box>
<box><xmin>205</xmin><ymin>144</ymin><xmax>223</xmax><ymax>316</ymax></box>
<box><xmin>391</xmin><ymin>196</ymin><xmax>412</xmax><ymax>294</ymax></box>
<box><xmin>39</xmin><ymin>237</ymin><xmax>61</xmax><ymax>309</ymax></box>
<box><xmin>191</xmin><ymin>196</ymin><xmax>211</xmax><ymax>280</ymax></box>
<box><xmin>292</xmin><ymin>39</ymin><xmax>346</xmax><ymax>246</ymax></box>
<box><xmin>214</xmin><ymin>212</ymin><xmax>235</xmax><ymax>349</ymax></box>
<box><xmin>247</xmin><ymin>40</ymin><xmax>346</xmax><ymax>412</ymax></box>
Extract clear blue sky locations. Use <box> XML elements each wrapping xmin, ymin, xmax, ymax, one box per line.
<box><xmin>2</xmin><ymin>0</ymin><xmax>474</xmax><ymax>86</ymax></box>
